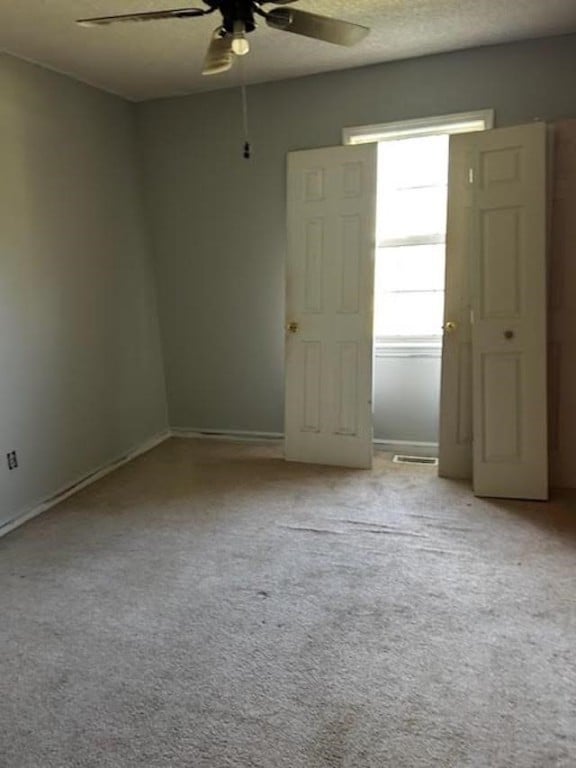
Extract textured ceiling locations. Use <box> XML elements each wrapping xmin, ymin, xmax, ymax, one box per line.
<box><xmin>1</xmin><ymin>0</ymin><xmax>576</xmax><ymax>101</ymax></box>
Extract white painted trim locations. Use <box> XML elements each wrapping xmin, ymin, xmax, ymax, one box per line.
<box><xmin>0</xmin><ymin>430</ymin><xmax>171</xmax><ymax>540</ymax></box>
<box><xmin>379</xmin><ymin>233</ymin><xmax>446</xmax><ymax>248</ymax></box>
<box><xmin>375</xmin><ymin>344</ymin><xmax>442</xmax><ymax>359</ymax></box>
<box><xmin>172</xmin><ymin>428</ymin><xmax>284</xmax><ymax>443</ymax></box>
<box><xmin>173</xmin><ymin>430</ymin><xmax>439</xmax><ymax>458</ymax></box>
<box><xmin>373</xmin><ymin>439</ymin><xmax>439</xmax><ymax>458</ymax></box>
<box><xmin>342</xmin><ymin>110</ymin><xmax>495</xmax><ymax>145</ymax></box>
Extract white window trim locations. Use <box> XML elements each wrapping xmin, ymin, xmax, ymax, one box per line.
<box><xmin>375</xmin><ymin>336</ymin><xmax>442</xmax><ymax>359</ymax></box>
<box><xmin>378</xmin><ymin>234</ymin><xmax>446</xmax><ymax>248</ymax></box>
<box><xmin>343</xmin><ymin>110</ymin><xmax>494</xmax><ymax>351</ymax></box>
<box><xmin>342</xmin><ymin>109</ymin><xmax>495</xmax><ymax>146</ymax></box>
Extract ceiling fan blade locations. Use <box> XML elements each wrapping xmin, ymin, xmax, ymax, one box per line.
<box><xmin>77</xmin><ymin>7</ymin><xmax>208</xmax><ymax>27</ymax></box>
<box><xmin>203</xmin><ymin>30</ymin><xmax>234</xmax><ymax>76</ymax></box>
<box><xmin>266</xmin><ymin>8</ymin><xmax>370</xmax><ymax>46</ymax></box>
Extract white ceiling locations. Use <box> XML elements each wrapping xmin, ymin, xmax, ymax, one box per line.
<box><xmin>1</xmin><ymin>0</ymin><xmax>576</xmax><ymax>101</ymax></box>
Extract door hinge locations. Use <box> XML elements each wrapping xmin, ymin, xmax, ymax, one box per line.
<box><xmin>468</xmin><ymin>167</ymin><xmax>475</xmax><ymax>185</ymax></box>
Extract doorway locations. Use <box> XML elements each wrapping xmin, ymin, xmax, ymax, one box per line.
<box><xmin>343</xmin><ymin>111</ymin><xmax>493</xmax><ymax>456</ymax></box>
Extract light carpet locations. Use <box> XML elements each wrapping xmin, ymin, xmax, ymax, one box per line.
<box><xmin>1</xmin><ymin>438</ymin><xmax>575</xmax><ymax>767</ymax></box>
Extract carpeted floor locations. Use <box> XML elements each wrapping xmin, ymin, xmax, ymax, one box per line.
<box><xmin>1</xmin><ymin>438</ymin><xmax>575</xmax><ymax>767</ymax></box>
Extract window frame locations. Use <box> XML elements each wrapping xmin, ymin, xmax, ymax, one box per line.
<box><xmin>342</xmin><ymin>110</ymin><xmax>494</xmax><ymax>146</ymax></box>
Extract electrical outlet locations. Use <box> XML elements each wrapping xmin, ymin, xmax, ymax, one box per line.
<box><xmin>7</xmin><ymin>451</ymin><xmax>18</xmax><ymax>471</ymax></box>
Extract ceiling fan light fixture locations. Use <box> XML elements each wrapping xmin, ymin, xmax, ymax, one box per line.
<box><xmin>231</xmin><ymin>20</ymin><xmax>250</xmax><ymax>56</ymax></box>
<box><xmin>76</xmin><ymin>2</ymin><xmax>371</xmax><ymax>76</ymax></box>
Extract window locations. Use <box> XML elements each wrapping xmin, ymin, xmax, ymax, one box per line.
<box><xmin>343</xmin><ymin>111</ymin><xmax>493</xmax><ymax>349</ymax></box>
<box><xmin>375</xmin><ymin>134</ymin><xmax>448</xmax><ymax>344</ymax></box>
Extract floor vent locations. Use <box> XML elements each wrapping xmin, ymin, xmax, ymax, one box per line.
<box><xmin>393</xmin><ymin>454</ymin><xmax>439</xmax><ymax>466</ymax></box>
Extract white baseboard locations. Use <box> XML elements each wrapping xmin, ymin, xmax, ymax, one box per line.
<box><xmin>373</xmin><ymin>439</ymin><xmax>439</xmax><ymax>457</ymax></box>
<box><xmin>172</xmin><ymin>429</ymin><xmax>438</xmax><ymax>458</ymax></box>
<box><xmin>172</xmin><ymin>428</ymin><xmax>284</xmax><ymax>443</ymax></box>
<box><xmin>0</xmin><ymin>430</ymin><xmax>171</xmax><ymax>540</ymax></box>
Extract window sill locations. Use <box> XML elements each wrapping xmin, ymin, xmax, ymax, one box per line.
<box><xmin>375</xmin><ymin>338</ymin><xmax>442</xmax><ymax>358</ymax></box>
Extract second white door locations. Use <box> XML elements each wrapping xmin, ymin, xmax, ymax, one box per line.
<box><xmin>285</xmin><ymin>145</ymin><xmax>377</xmax><ymax>468</ymax></box>
<box><xmin>439</xmin><ymin>123</ymin><xmax>548</xmax><ymax>499</ymax></box>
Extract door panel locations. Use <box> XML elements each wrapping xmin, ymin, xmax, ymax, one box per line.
<box><xmin>285</xmin><ymin>145</ymin><xmax>377</xmax><ymax>468</ymax></box>
<box><xmin>480</xmin><ymin>352</ymin><xmax>522</xmax><ymax>461</ymax></box>
<box><xmin>440</xmin><ymin>123</ymin><xmax>548</xmax><ymax>499</ymax></box>
<box><xmin>471</xmin><ymin>123</ymin><xmax>548</xmax><ymax>499</ymax></box>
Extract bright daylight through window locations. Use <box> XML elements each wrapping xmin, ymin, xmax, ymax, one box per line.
<box><xmin>344</xmin><ymin>111</ymin><xmax>493</xmax><ymax>349</ymax></box>
<box><xmin>375</xmin><ymin>134</ymin><xmax>449</xmax><ymax>344</ymax></box>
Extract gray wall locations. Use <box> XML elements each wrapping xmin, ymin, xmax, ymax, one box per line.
<box><xmin>0</xmin><ymin>54</ymin><xmax>167</xmax><ymax>528</ymax></box>
<box><xmin>138</xmin><ymin>33</ymin><xmax>576</xmax><ymax>438</ymax></box>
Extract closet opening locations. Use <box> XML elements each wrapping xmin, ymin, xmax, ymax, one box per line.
<box><xmin>343</xmin><ymin>111</ymin><xmax>493</xmax><ymax>456</ymax></box>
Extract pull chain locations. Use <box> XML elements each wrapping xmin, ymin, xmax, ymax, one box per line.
<box><xmin>238</xmin><ymin>55</ymin><xmax>251</xmax><ymax>159</ymax></box>
<box><xmin>241</xmin><ymin>83</ymin><xmax>251</xmax><ymax>159</ymax></box>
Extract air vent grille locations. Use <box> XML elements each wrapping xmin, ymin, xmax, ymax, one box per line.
<box><xmin>393</xmin><ymin>455</ymin><xmax>438</xmax><ymax>466</ymax></box>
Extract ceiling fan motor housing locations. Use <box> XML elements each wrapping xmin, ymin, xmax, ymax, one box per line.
<box><xmin>204</xmin><ymin>0</ymin><xmax>257</xmax><ymax>33</ymax></box>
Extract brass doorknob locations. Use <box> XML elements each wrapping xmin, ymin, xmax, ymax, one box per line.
<box><xmin>443</xmin><ymin>321</ymin><xmax>457</xmax><ymax>333</ymax></box>
<box><xmin>286</xmin><ymin>321</ymin><xmax>299</xmax><ymax>333</ymax></box>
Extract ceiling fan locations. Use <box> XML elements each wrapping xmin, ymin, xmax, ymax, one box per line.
<box><xmin>77</xmin><ymin>1</ymin><xmax>370</xmax><ymax>76</ymax></box>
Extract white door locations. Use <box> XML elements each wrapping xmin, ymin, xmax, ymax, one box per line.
<box><xmin>440</xmin><ymin>123</ymin><xmax>548</xmax><ymax>499</ymax></box>
<box><xmin>285</xmin><ymin>145</ymin><xmax>377</xmax><ymax>468</ymax></box>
